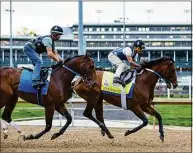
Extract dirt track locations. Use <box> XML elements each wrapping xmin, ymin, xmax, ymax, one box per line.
<box><xmin>1</xmin><ymin>126</ymin><xmax>191</xmax><ymax>152</ymax></box>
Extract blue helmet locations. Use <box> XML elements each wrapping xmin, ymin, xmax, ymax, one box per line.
<box><xmin>133</xmin><ymin>40</ymin><xmax>145</xmax><ymax>49</ymax></box>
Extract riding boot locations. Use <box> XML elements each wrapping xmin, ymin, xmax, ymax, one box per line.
<box><xmin>113</xmin><ymin>77</ymin><xmax>120</xmax><ymax>83</ymax></box>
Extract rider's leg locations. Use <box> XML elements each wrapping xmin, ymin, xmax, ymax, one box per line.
<box><xmin>23</xmin><ymin>44</ymin><xmax>43</xmax><ymax>86</ymax></box>
<box><xmin>108</xmin><ymin>52</ymin><xmax>127</xmax><ymax>80</ymax></box>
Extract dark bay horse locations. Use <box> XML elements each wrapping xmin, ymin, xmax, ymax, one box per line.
<box><xmin>73</xmin><ymin>56</ymin><xmax>178</xmax><ymax>141</ymax></box>
<box><xmin>0</xmin><ymin>53</ymin><xmax>100</xmax><ymax>140</ymax></box>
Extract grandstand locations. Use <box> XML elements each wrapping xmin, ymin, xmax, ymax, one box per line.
<box><xmin>0</xmin><ymin>22</ymin><xmax>192</xmax><ymax>72</ymax></box>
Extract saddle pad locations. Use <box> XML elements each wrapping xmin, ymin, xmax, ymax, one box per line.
<box><xmin>18</xmin><ymin>69</ymin><xmax>50</xmax><ymax>95</ymax></box>
<box><xmin>101</xmin><ymin>71</ymin><xmax>135</xmax><ymax>98</ymax></box>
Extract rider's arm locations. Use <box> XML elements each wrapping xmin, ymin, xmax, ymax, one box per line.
<box><xmin>47</xmin><ymin>48</ymin><xmax>61</xmax><ymax>62</ymax></box>
<box><xmin>127</xmin><ymin>56</ymin><xmax>141</xmax><ymax>68</ymax></box>
<box><xmin>52</xmin><ymin>50</ymin><xmax>63</xmax><ymax>61</ymax></box>
<box><xmin>42</xmin><ymin>37</ymin><xmax>61</xmax><ymax>62</ymax></box>
<box><xmin>123</xmin><ymin>47</ymin><xmax>141</xmax><ymax>68</ymax></box>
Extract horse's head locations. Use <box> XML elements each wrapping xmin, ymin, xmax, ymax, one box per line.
<box><xmin>141</xmin><ymin>56</ymin><xmax>178</xmax><ymax>89</ymax></box>
<box><xmin>64</xmin><ymin>52</ymin><xmax>97</xmax><ymax>88</ymax></box>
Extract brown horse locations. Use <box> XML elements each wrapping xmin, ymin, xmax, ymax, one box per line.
<box><xmin>73</xmin><ymin>56</ymin><xmax>178</xmax><ymax>141</ymax></box>
<box><xmin>0</xmin><ymin>53</ymin><xmax>100</xmax><ymax>140</ymax></box>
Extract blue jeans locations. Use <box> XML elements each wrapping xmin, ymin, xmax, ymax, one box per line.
<box><xmin>23</xmin><ymin>44</ymin><xmax>43</xmax><ymax>81</ymax></box>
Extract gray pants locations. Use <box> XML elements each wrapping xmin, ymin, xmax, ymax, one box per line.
<box><xmin>108</xmin><ymin>52</ymin><xmax>129</xmax><ymax>78</ymax></box>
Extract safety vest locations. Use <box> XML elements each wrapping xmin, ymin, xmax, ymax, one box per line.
<box><xmin>112</xmin><ymin>46</ymin><xmax>137</xmax><ymax>61</ymax></box>
<box><xmin>29</xmin><ymin>35</ymin><xmax>55</xmax><ymax>54</ymax></box>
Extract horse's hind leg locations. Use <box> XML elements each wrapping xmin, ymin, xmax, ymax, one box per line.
<box><xmin>141</xmin><ymin>105</ymin><xmax>164</xmax><ymax>142</ymax></box>
<box><xmin>24</xmin><ymin>105</ymin><xmax>55</xmax><ymax>140</ymax></box>
<box><xmin>51</xmin><ymin>104</ymin><xmax>72</xmax><ymax>140</ymax></box>
<box><xmin>94</xmin><ymin>98</ymin><xmax>114</xmax><ymax>139</ymax></box>
<box><xmin>125</xmin><ymin>105</ymin><xmax>148</xmax><ymax>136</ymax></box>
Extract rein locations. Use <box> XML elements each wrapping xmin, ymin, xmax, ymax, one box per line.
<box><xmin>145</xmin><ymin>68</ymin><xmax>171</xmax><ymax>85</ymax></box>
<box><xmin>51</xmin><ymin>57</ymin><xmax>95</xmax><ymax>87</ymax></box>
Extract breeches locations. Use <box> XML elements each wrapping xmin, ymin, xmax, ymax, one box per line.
<box><xmin>108</xmin><ymin>52</ymin><xmax>129</xmax><ymax>78</ymax></box>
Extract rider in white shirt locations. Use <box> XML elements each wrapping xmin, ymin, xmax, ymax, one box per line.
<box><xmin>108</xmin><ymin>39</ymin><xmax>145</xmax><ymax>83</ymax></box>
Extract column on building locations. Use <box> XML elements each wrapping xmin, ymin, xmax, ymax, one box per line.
<box><xmin>62</xmin><ymin>50</ymin><xmax>64</xmax><ymax>59</ymax></box>
<box><xmin>161</xmin><ymin>50</ymin><xmax>163</xmax><ymax>57</ymax></box>
<box><xmin>186</xmin><ymin>50</ymin><xmax>188</xmax><ymax>62</ymax></box>
<box><xmin>2</xmin><ymin>49</ymin><xmax>4</xmax><ymax>62</ymax></box>
<box><xmin>15</xmin><ymin>50</ymin><xmax>17</xmax><ymax>62</ymax></box>
<box><xmin>148</xmin><ymin>51</ymin><xmax>151</xmax><ymax>61</ymax></box>
<box><xmin>173</xmin><ymin>50</ymin><xmax>176</xmax><ymax>61</ymax></box>
<box><xmin>97</xmin><ymin>50</ymin><xmax>100</xmax><ymax>62</ymax></box>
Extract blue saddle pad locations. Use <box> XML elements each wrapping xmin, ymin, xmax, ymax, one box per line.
<box><xmin>18</xmin><ymin>69</ymin><xmax>50</xmax><ymax>95</ymax></box>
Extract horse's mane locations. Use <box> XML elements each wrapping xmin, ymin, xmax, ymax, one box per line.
<box><xmin>141</xmin><ymin>56</ymin><xmax>174</xmax><ymax>68</ymax></box>
<box><xmin>63</xmin><ymin>55</ymin><xmax>85</xmax><ymax>63</ymax></box>
<box><xmin>64</xmin><ymin>52</ymin><xmax>92</xmax><ymax>63</ymax></box>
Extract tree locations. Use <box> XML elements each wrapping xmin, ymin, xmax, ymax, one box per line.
<box><xmin>16</xmin><ymin>27</ymin><xmax>38</xmax><ymax>36</ymax></box>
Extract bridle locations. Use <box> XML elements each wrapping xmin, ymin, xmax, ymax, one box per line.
<box><xmin>53</xmin><ymin>56</ymin><xmax>97</xmax><ymax>88</ymax></box>
<box><xmin>137</xmin><ymin>60</ymin><xmax>175</xmax><ymax>88</ymax></box>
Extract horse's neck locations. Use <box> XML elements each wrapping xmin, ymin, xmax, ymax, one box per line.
<box><xmin>142</xmin><ymin>66</ymin><xmax>160</xmax><ymax>89</ymax></box>
<box><xmin>54</xmin><ymin>66</ymin><xmax>76</xmax><ymax>87</ymax></box>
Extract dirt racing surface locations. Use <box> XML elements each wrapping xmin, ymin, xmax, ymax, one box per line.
<box><xmin>1</xmin><ymin>126</ymin><xmax>191</xmax><ymax>152</ymax></box>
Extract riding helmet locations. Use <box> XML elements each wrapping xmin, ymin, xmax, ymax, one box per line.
<box><xmin>133</xmin><ymin>40</ymin><xmax>145</xmax><ymax>49</ymax></box>
<box><xmin>50</xmin><ymin>25</ymin><xmax>64</xmax><ymax>35</ymax></box>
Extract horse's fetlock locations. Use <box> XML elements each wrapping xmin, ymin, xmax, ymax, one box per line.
<box><xmin>143</xmin><ymin>119</ymin><xmax>148</xmax><ymax>126</ymax></box>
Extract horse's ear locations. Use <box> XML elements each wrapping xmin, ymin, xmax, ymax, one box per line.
<box><xmin>85</xmin><ymin>51</ymin><xmax>92</xmax><ymax>58</ymax></box>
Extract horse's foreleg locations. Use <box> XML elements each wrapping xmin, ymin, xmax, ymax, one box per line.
<box><xmin>142</xmin><ymin>105</ymin><xmax>164</xmax><ymax>142</ymax></box>
<box><xmin>125</xmin><ymin>105</ymin><xmax>148</xmax><ymax>136</ymax></box>
<box><xmin>51</xmin><ymin>105</ymin><xmax>72</xmax><ymax>140</ymax></box>
<box><xmin>24</xmin><ymin>105</ymin><xmax>55</xmax><ymax>140</ymax></box>
<box><xmin>94</xmin><ymin>98</ymin><xmax>114</xmax><ymax>139</ymax></box>
<box><xmin>83</xmin><ymin>101</ymin><xmax>108</xmax><ymax>134</ymax></box>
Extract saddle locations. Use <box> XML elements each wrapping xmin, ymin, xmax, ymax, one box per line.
<box><xmin>115</xmin><ymin>69</ymin><xmax>136</xmax><ymax>87</ymax></box>
<box><xmin>22</xmin><ymin>67</ymin><xmax>49</xmax><ymax>83</ymax></box>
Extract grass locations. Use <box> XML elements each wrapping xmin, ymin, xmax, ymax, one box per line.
<box><xmin>148</xmin><ymin>105</ymin><xmax>192</xmax><ymax>127</ymax></box>
<box><xmin>0</xmin><ymin>102</ymin><xmax>44</xmax><ymax>120</ymax></box>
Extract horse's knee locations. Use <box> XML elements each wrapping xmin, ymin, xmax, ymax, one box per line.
<box><xmin>83</xmin><ymin>111</ymin><xmax>91</xmax><ymax>118</ymax></box>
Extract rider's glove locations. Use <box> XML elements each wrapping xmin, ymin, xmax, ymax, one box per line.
<box><xmin>58</xmin><ymin>60</ymin><xmax>64</xmax><ymax>65</ymax></box>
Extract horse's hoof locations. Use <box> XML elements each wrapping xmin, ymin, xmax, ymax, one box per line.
<box><xmin>101</xmin><ymin>130</ymin><xmax>105</xmax><ymax>136</ymax></box>
<box><xmin>160</xmin><ymin>136</ymin><xmax>164</xmax><ymax>142</ymax></box>
<box><xmin>108</xmin><ymin>135</ymin><xmax>114</xmax><ymax>139</ymax></box>
<box><xmin>4</xmin><ymin>134</ymin><xmax>8</xmax><ymax>139</ymax></box>
<box><xmin>51</xmin><ymin>133</ymin><xmax>60</xmax><ymax>140</ymax></box>
<box><xmin>24</xmin><ymin>134</ymin><xmax>34</xmax><ymax>140</ymax></box>
<box><xmin>124</xmin><ymin>130</ymin><xmax>132</xmax><ymax>136</ymax></box>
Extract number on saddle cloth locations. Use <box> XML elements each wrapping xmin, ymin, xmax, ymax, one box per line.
<box><xmin>119</xmin><ymin>69</ymin><xmax>136</xmax><ymax>85</ymax></box>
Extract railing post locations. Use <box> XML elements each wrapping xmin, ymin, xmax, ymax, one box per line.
<box><xmin>70</xmin><ymin>102</ymin><xmax>74</xmax><ymax>127</ymax></box>
<box><xmin>189</xmin><ymin>83</ymin><xmax>191</xmax><ymax>99</ymax></box>
<box><xmin>153</xmin><ymin>104</ymin><xmax>155</xmax><ymax>130</ymax></box>
<box><xmin>167</xmin><ymin>89</ymin><xmax>170</xmax><ymax>99</ymax></box>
